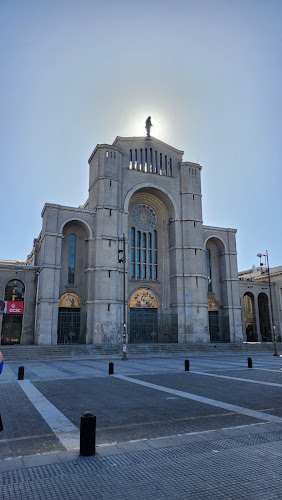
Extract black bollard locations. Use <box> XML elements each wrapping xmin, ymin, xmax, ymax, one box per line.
<box><xmin>80</xmin><ymin>412</ymin><xmax>96</xmax><ymax>456</ymax></box>
<box><xmin>0</xmin><ymin>414</ymin><xmax>3</xmax><ymax>432</ymax></box>
<box><xmin>109</xmin><ymin>362</ymin><xmax>114</xmax><ymax>375</ymax></box>
<box><xmin>18</xmin><ymin>366</ymin><xmax>24</xmax><ymax>380</ymax></box>
<box><xmin>247</xmin><ymin>357</ymin><xmax>252</xmax><ymax>369</ymax></box>
<box><xmin>185</xmin><ymin>360</ymin><xmax>190</xmax><ymax>372</ymax></box>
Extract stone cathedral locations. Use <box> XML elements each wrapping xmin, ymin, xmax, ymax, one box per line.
<box><xmin>0</xmin><ymin>120</ymin><xmax>244</xmax><ymax>346</ymax></box>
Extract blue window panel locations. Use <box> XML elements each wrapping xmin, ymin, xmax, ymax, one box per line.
<box><xmin>131</xmin><ymin>227</ymin><xmax>135</xmax><ymax>246</ymax></box>
<box><xmin>142</xmin><ymin>249</ymin><xmax>146</xmax><ymax>263</ymax></box>
<box><xmin>137</xmin><ymin>231</ymin><xmax>141</xmax><ymax>248</ymax></box>
<box><xmin>137</xmin><ymin>249</ymin><xmax>140</xmax><ymax>262</ymax></box>
<box><xmin>142</xmin><ymin>233</ymin><xmax>146</xmax><ymax>248</ymax></box>
<box><xmin>154</xmin><ymin>265</ymin><xmax>157</xmax><ymax>280</ymax></box>
<box><xmin>131</xmin><ymin>248</ymin><xmax>135</xmax><ymax>262</ymax></box>
<box><xmin>148</xmin><ymin>250</ymin><xmax>152</xmax><ymax>263</ymax></box>
<box><xmin>142</xmin><ymin>264</ymin><xmax>146</xmax><ymax>279</ymax></box>
<box><xmin>154</xmin><ymin>231</ymin><xmax>157</xmax><ymax>249</ymax></box>
<box><xmin>149</xmin><ymin>265</ymin><xmax>152</xmax><ymax>279</ymax></box>
<box><xmin>154</xmin><ymin>251</ymin><xmax>157</xmax><ymax>265</ymax></box>
<box><xmin>137</xmin><ymin>264</ymin><xmax>140</xmax><ymax>279</ymax></box>
<box><xmin>131</xmin><ymin>263</ymin><xmax>135</xmax><ymax>279</ymax></box>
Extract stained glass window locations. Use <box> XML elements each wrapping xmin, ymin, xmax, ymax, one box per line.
<box><xmin>68</xmin><ymin>235</ymin><xmax>76</xmax><ymax>284</ymax></box>
<box><xmin>206</xmin><ymin>249</ymin><xmax>212</xmax><ymax>292</ymax></box>
<box><xmin>131</xmin><ymin>206</ymin><xmax>157</xmax><ymax>281</ymax></box>
<box><xmin>131</xmin><ymin>204</ymin><xmax>157</xmax><ymax>231</ymax></box>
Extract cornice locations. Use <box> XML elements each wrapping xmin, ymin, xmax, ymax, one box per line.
<box><xmin>112</xmin><ymin>135</ymin><xmax>184</xmax><ymax>156</ymax></box>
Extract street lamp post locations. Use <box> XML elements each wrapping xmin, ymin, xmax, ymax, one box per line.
<box><xmin>119</xmin><ymin>234</ymin><xmax>128</xmax><ymax>360</ymax></box>
<box><xmin>257</xmin><ymin>250</ymin><xmax>279</xmax><ymax>356</ymax></box>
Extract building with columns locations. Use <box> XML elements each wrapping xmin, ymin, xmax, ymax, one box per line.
<box><xmin>0</xmin><ymin>126</ymin><xmax>253</xmax><ymax>346</ymax></box>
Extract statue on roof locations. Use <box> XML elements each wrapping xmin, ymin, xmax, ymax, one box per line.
<box><xmin>145</xmin><ymin>116</ymin><xmax>153</xmax><ymax>137</ymax></box>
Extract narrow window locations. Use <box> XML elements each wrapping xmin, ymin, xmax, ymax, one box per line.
<box><xmin>108</xmin><ymin>271</ymin><xmax>111</xmax><ymax>278</ymax></box>
<box><xmin>106</xmin><ymin>151</ymin><xmax>109</xmax><ymax>158</ymax></box>
<box><xmin>109</xmin><ymin>209</ymin><xmax>112</xmax><ymax>216</ymax></box>
<box><xmin>139</xmin><ymin>149</ymin><xmax>143</xmax><ymax>170</ymax></box>
<box><xmin>114</xmin><ymin>152</ymin><xmax>116</xmax><ymax>158</ymax></box>
<box><xmin>194</xmin><ymin>221</ymin><xmax>196</xmax><ymax>228</ymax></box>
<box><xmin>193</xmin><ymin>194</ymin><xmax>195</xmax><ymax>200</ymax></box>
<box><xmin>154</xmin><ymin>151</ymin><xmax>157</xmax><ymax>174</ymax></box>
<box><xmin>195</xmin><ymin>249</ymin><xmax>197</xmax><ymax>255</ymax></box>
<box><xmin>149</xmin><ymin>148</ymin><xmax>153</xmax><ymax>173</ymax></box>
<box><xmin>148</xmin><ymin>232</ymin><xmax>152</xmax><ymax>279</ymax></box>
<box><xmin>144</xmin><ymin>149</ymin><xmax>148</xmax><ymax>172</ymax></box>
<box><xmin>170</xmin><ymin>158</ymin><xmax>172</xmax><ymax>176</ymax></box>
<box><xmin>134</xmin><ymin>149</ymin><xmax>137</xmax><ymax>170</ymax></box>
<box><xmin>142</xmin><ymin>233</ymin><xmax>147</xmax><ymax>278</ymax></box>
<box><xmin>165</xmin><ymin>155</ymin><xmax>167</xmax><ymax>175</ymax></box>
<box><xmin>68</xmin><ymin>234</ymin><xmax>75</xmax><ymax>284</ymax></box>
<box><xmin>154</xmin><ymin>230</ymin><xmax>157</xmax><ymax>280</ymax></box>
<box><xmin>110</xmin><ymin>151</ymin><xmax>112</xmax><ymax>158</ymax></box>
<box><xmin>129</xmin><ymin>149</ymin><xmax>132</xmax><ymax>169</ymax></box>
<box><xmin>110</xmin><ymin>180</ymin><xmax>112</xmax><ymax>187</ymax></box>
<box><xmin>131</xmin><ymin>228</ymin><xmax>135</xmax><ymax>278</ymax></box>
<box><xmin>137</xmin><ymin>231</ymin><xmax>141</xmax><ymax>278</ymax></box>
<box><xmin>206</xmin><ymin>249</ymin><xmax>212</xmax><ymax>292</ymax></box>
<box><xmin>160</xmin><ymin>153</ymin><xmax>163</xmax><ymax>175</ymax></box>
<box><xmin>108</xmin><ymin>304</ymin><xmax>110</xmax><ymax>312</ymax></box>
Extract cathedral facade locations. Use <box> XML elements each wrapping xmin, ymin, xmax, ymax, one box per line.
<box><xmin>0</xmin><ymin>128</ymin><xmax>244</xmax><ymax>346</ymax></box>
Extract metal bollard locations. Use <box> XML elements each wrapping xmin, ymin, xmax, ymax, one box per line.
<box><xmin>185</xmin><ymin>360</ymin><xmax>190</xmax><ymax>372</ymax></box>
<box><xmin>18</xmin><ymin>366</ymin><xmax>24</xmax><ymax>380</ymax></box>
<box><xmin>109</xmin><ymin>362</ymin><xmax>114</xmax><ymax>375</ymax></box>
<box><xmin>80</xmin><ymin>412</ymin><xmax>96</xmax><ymax>456</ymax></box>
<box><xmin>247</xmin><ymin>357</ymin><xmax>252</xmax><ymax>368</ymax></box>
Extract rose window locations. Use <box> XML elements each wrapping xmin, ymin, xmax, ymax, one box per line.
<box><xmin>131</xmin><ymin>204</ymin><xmax>157</xmax><ymax>231</ymax></box>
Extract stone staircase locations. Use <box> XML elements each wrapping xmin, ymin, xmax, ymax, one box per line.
<box><xmin>0</xmin><ymin>342</ymin><xmax>277</xmax><ymax>362</ymax></box>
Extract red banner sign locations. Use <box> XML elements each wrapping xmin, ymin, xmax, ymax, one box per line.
<box><xmin>6</xmin><ymin>301</ymin><xmax>24</xmax><ymax>314</ymax></box>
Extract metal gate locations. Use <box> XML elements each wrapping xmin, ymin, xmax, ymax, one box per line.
<box><xmin>57</xmin><ymin>310</ymin><xmax>87</xmax><ymax>344</ymax></box>
<box><xmin>209</xmin><ymin>312</ymin><xmax>230</xmax><ymax>342</ymax></box>
<box><xmin>1</xmin><ymin>315</ymin><xmax>22</xmax><ymax>344</ymax></box>
<box><xmin>129</xmin><ymin>309</ymin><xmax>178</xmax><ymax>343</ymax></box>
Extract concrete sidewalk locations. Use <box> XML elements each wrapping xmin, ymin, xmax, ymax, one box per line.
<box><xmin>1</xmin><ymin>423</ymin><xmax>282</xmax><ymax>499</ymax></box>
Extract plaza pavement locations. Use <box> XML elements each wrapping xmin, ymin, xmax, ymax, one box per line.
<box><xmin>1</xmin><ymin>353</ymin><xmax>282</xmax><ymax>499</ymax></box>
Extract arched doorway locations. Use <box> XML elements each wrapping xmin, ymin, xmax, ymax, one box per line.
<box><xmin>243</xmin><ymin>293</ymin><xmax>258</xmax><ymax>342</ymax></box>
<box><xmin>57</xmin><ymin>293</ymin><xmax>86</xmax><ymax>344</ymax></box>
<box><xmin>258</xmin><ymin>293</ymin><xmax>271</xmax><ymax>341</ymax></box>
<box><xmin>1</xmin><ymin>280</ymin><xmax>25</xmax><ymax>344</ymax></box>
<box><xmin>129</xmin><ymin>288</ymin><xmax>159</xmax><ymax>343</ymax></box>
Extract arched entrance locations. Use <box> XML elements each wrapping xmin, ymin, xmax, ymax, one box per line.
<box><xmin>258</xmin><ymin>293</ymin><xmax>271</xmax><ymax>341</ymax></box>
<box><xmin>57</xmin><ymin>293</ymin><xmax>86</xmax><ymax>344</ymax></box>
<box><xmin>1</xmin><ymin>280</ymin><xmax>25</xmax><ymax>345</ymax></box>
<box><xmin>129</xmin><ymin>288</ymin><xmax>159</xmax><ymax>343</ymax></box>
<box><xmin>243</xmin><ymin>292</ymin><xmax>258</xmax><ymax>342</ymax></box>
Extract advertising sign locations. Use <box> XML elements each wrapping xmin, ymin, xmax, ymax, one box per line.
<box><xmin>6</xmin><ymin>301</ymin><xmax>24</xmax><ymax>314</ymax></box>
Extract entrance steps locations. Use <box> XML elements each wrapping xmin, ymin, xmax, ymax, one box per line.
<box><xmin>0</xmin><ymin>342</ymin><xmax>277</xmax><ymax>362</ymax></box>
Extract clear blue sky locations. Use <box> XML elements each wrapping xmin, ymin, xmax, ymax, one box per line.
<box><xmin>1</xmin><ymin>0</ymin><xmax>281</xmax><ymax>271</ymax></box>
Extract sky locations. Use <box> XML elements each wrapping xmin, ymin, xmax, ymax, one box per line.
<box><xmin>1</xmin><ymin>0</ymin><xmax>281</xmax><ymax>271</ymax></box>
